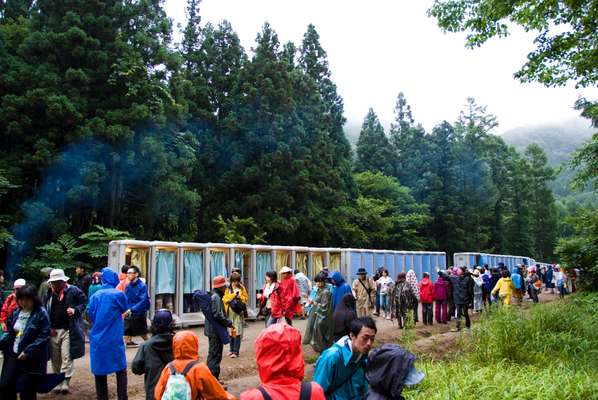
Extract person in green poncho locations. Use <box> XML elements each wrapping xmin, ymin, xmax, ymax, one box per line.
<box><xmin>303</xmin><ymin>272</ymin><xmax>334</xmax><ymax>353</ymax></box>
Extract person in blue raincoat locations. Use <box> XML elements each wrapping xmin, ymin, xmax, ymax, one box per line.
<box><xmin>123</xmin><ymin>265</ymin><xmax>150</xmax><ymax>347</ymax></box>
<box><xmin>88</xmin><ymin>268</ymin><xmax>128</xmax><ymax>400</ymax></box>
<box><xmin>313</xmin><ymin>317</ymin><xmax>376</xmax><ymax>400</ymax></box>
<box><xmin>330</xmin><ymin>271</ymin><xmax>352</xmax><ymax>311</ymax></box>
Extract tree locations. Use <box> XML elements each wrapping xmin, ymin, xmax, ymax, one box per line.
<box><xmin>355</xmin><ymin>108</ymin><xmax>395</xmax><ymax>176</ymax></box>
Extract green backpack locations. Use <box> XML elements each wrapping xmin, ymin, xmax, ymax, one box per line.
<box><xmin>161</xmin><ymin>361</ymin><xmax>198</xmax><ymax>400</ymax></box>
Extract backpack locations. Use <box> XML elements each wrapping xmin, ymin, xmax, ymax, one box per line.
<box><xmin>192</xmin><ymin>290</ymin><xmax>212</xmax><ymax>317</ymax></box>
<box><xmin>161</xmin><ymin>361</ymin><xmax>197</xmax><ymax>400</ymax></box>
<box><xmin>257</xmin><ymin>381</ymin><xmax>312</xmax><ymax>400</ymax></box>
<box><xmin>229</xmin><ymin>297</ymin><xmax>247</xmax><ymax>314</ymax></box>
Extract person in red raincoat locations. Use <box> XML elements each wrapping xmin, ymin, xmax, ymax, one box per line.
<box><xmin>268</xmin><ymin>267</ymin><xmax>301</xmax><ymax>326</ymax></box>
<box><xmin>419</xmin><ymin>272</ymin><xmax>435</xmax><ymax>326</ymax></box>
<box><xmin>0</xmin><ymin>279</ymin><xmax>26</xmax><ymax>332</ymax></box>
<box><xmin>240</xmin><ymin>323</ymin><xmax>325</xmax><ymax>400</ymax></box>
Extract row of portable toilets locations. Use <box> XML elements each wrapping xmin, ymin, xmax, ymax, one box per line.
<box><xmin>108</xmin><ymin>240</ymin><xmax>540</xmax><ymax>326</ymax></box>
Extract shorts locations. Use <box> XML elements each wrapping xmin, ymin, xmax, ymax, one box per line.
<box><xmin>124</xmin><ymin>313</ymin><xmax>148</xmax><ymax>336</ymax></box>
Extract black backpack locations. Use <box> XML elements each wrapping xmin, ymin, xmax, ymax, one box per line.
<box><xmin>257</xmin><ymin>382</ymin><xmax>312</xmax><ymax>400</ymax></box>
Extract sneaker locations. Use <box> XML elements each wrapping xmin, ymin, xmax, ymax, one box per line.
<box><xmin>126</xmin><ymin>341</ymin><xmax>139</xmax><ymax>348</ymax></box>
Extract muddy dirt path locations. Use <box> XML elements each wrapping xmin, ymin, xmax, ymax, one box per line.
<box><xmin>34</xmin><ymin>292</ymin><xmax>558</xmax><ymax>399</ymax></box>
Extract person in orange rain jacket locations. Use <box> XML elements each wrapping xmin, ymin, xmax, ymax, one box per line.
<box><xmin>116</xmin><ymin>265</ymin><xmax>130</xmax><ymax>292</ymax></box>
<box><xmin>240</xmin><ymin>323</ymin><xmax>325</xmax><ymax>400</ymax></box>
<box><xmin>154</xmin><ymin>330</ymin><xmax>235</xmax><ymax>400</ymax></box>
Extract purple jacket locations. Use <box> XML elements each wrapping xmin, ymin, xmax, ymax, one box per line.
<box><xmin>433</xmin><ymin>278</ymin><xmax>449</xmax><ymax>301</ymax></box>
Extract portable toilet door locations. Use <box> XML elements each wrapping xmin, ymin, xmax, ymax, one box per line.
<box><xmin>422</xmin><ymin>253</ymin><xmax>431</xmax><ymax>279</ymax></box>
<box><xmin>404</xmin><ymin>253</ymin><xmax>413</xmax><ymax>275</ymax></box>
<box><xmin>429</xmin><ymin>254</ymin><xmax>438</xmax><ymax>281</ymax></box>
<box><xmin>384</xmin><ymin>253</ymin><xmax>395</xmax><ymax>278</ymax></box>
<box><xmin>350</xmin><ymin>251</ymin><xmax>363</xmax><ymax>280</ymax></box>
<box><xmin>395</xmin><ymin>253</ymin><xmax>405</xmax><ymax>277</ymax></box>
<box><xmin>438</xmin><ymin>253</ymin><xmax>447</xmax><ymax>271</ymax></box>
<box><xmin>413</xmin><ymin>254</ymin><xmax>423</xmax><ymax>280</ymax></box>
<box><xmin>152</xmin><ymin>245</ymin><xmax>178</xmax><ymax>318</ymax></box>
<box><xmin>181</xmin><ymin>247</ymin><xmax>205</xmax><ymax>320</ymax></box>
<box><xmin>363</xmin><ymin>252</ymin><xmax>375</xmax><ymax>277</ymax></box>
<box><xmin>374</xmin><ymin>252</ymin><xmax>385</xmax><ymax>275</ymax></box>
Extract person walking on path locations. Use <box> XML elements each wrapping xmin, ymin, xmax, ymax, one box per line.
<box><xmin>471</xmin><ymin>269</ymin><xmax>484</xmax><ymax>312</ymax></box>
<box><xmin>87</xmin><ymin>272</ymin><xmax>102</xmax><ymax>304</ymax></box>
<box><xmin>74</xmin><ymin>263</ymin><xmax>92</xmax><ymax>301</ymax></box>
<box><xmin>0</xmin><ymin>284</ymin><xmax>51</xmax><ymax>400</ymax></box>
<box><xmin>1</xmin><ymin>278</ymin><xmax>25</xmax><ymax>332</ymax></box>
<box><xmin>433</xmin><ymin>272</ymin><xmax>449</xmax><ymax>324</ymax></box>
<box><xmin>269</xmin><ymin>267</ymin><xmax>300</xmax><ymax>326</ymax></box>
<box><xmin>330</xmin><ymin>271</ymin><xmax>352</xmax><ymax>311</ymax></box>
<box><xmin>526</xmin><ymin>266</ymin><xmax>541</xmax><ymax>304</ymax></box>
<box><xmin>132</xmin><ymin>309</ymin><xmax>175</xmax><ymax>400</ymax></box>
<box><xmin>545</xmin><ymin>265</ymin><xmax>556</xmax><ymax>294</ymax></box>
<box><xmin>480</xmin><ymin>267</ymin><xmax>492</xmax><ymax>308</ymax></box>
<box><xmin>154</xmin><ymin>330</ymin><xmax>235</xmax><ymax>400</ymax></box>
<box><xmin>223</xmin><ymin>272</ymin><xmax>248</xmax><ymax>358</ymax></box>
<box><xmin>448</xmin><ymin>267</ymin><xmax>473</xmax><ymax>331</ymax></box>
<box><xmin>88</xmin><ymin>267</ymin><xmax>129</xmax><ymax>400</ymax></box>
<box><xmin>294</xmin><ymin>269</ymin><xmax>312</xmax><ymax>319</ymax></box>
<box><xmin>419</xmin><ymin>272</ymin><xmax>434</xmax><ymax>325</ymax></box>
<box><xmin>352</xmin><ymin>268</ymin><xmax>375</xmax><ymax>318</ymax></box>
<box><xmin>205</xmin><ymin>275</ymin><xmax>233</xmax><ymax>380</ymax></box>
<box><xmin>511</xmin><ymin>266</ymin><xmax>524</xmax><ymax>305</ymax></box>
<box><xmin>44</xmin><ymin>269</ymin><xmax>86</xmax><ymax>394</ymax></box>
<box><xmin>555</xmin><ymin>266</ymin><xmax>567</xmax><ymax>298</ymax></box>
<box><xmin>241</xmin><ymin>323</ymin><xmax>325</xmax><ymax>400</ymax></box>
<box><xmin>313</xmin><ymin>317</ymin><xmax>377</xmax><ymax>400</ymax></box>
<box><xmin>491</xmin><ymin>270</ymin><xmax>515</xmax><ymax>306</ymax></box>
<box><xmin>258</xmin><ymin>271</ymin><xmax>278</xmax><ymax>326</ymax></box>
<box><xmin>123</xmin><ymin>266</ymin><xmax>150</xmax><ymax>347</ymax></box>
<box><xmin>303</xmin><ymin>272</ymin><xmax>334</xmax><ymax>353</ymax></box>
<box><xmin>405</xmin><ymin>270</ymin><xmax>420</xmax><ymax>324</ymax></box>
<box><xmin>333</xmin><ymin>294</ymin><xmax>357</xmax><ymax>342</ymax></box>
<box><xmin>377</xmin><ymin>269</ymin><xmax>394</xmax><ymax>320</ymax></box>
<box><xmin>390</xmin><ymin>273</ymin><xmax>417</xmax><ymax>329</ymax></box>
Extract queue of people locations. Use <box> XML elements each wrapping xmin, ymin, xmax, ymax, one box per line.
<box><xmin>0</xmin><ymin>260</ymin><xmax>575</xmax><ymax>400</ymax></box>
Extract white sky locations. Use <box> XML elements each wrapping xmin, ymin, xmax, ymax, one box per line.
<box><xmin>164</xmin><ymin>0</ymin><xmax>594</xmax><ymax>134</ymax></box>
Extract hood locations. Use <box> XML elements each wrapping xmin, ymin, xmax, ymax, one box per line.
<box><xmin>420</xmin><ymin>278</ymin><xmax>431</xmax><ymax>286</ymax></box>
<box><xmin>255</xmin><ymin>323</ymin><xmax>303</xmax><ymax>384</ymax></box>
<box><xmin>40</xmin><ymin>267</ymin><xmax>53</xmax><ymax>279</ymax></box>
<box><xmin>342</xmin><ymin>293</ymin><xmax>356</xmax><ymax>307</ymax></box>
<box><xmin>173</xmin><ymin>331</ymin><xmax>199</xmax><ymax>360</ymax></box>
<box><xmin>331</xmin><ymin>271</ymin><xmax>345</xmax><ymax>287</ymax></box>
<box><xmin>150</xmin><ymin>332</ymin><xmax>174</xmax><ymax>354</ymax></box>
<box><xmin>366</xmin><ymin>343</ymin><xmax>416</xmax><ymax>397</ymax></box>
<box><xmin>406</xmin><ymin>270</ymin><xmax>418</xmax><ymax>284</ymax></box>
<box><xmin>101</xmin><ymin>267</ymin><xmax>120</xmax><ymax>288</ymax></box>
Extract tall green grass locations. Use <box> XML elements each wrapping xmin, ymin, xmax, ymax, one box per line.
<box><xmin>406</xmin><ymin>294</ymin><xmax>598</xmax><ymax>399</ymax></box>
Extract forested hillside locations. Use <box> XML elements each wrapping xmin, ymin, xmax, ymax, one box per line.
<box><xmin>0</xmin><ymin>1</ymin><xmax>564</xmax><ymax>276</ymax></box>
<box><xmin>502</xmin><ymin>121</ymin><xmax>597</xmax><ymax>204</ymax></box>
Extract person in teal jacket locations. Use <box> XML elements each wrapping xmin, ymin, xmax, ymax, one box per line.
<box><xmin>313</xmin><ymin>317</ymin><xmax>377</xmax><ymax>400</ymax></box>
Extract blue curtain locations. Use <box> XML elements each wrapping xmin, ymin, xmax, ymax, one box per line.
<box><xmin>235</xmin><ymin>251</ymin><xmax>244</xmax><ymax>269</ymax></box>
<box><xmin>210</xmin><ymin>251</ymin><xmax>226</xmax><ymax>282</ymax></box>
<box><xmin>156</xmin><ymin>250</ymin><xmax>176</xmax><ymax>295</ymax></box>
<box><xmin>256</xmin><ymin>252</ymin><xmax>271</xmax><ymax>286</ymax></box>
<box><xmin>184</xmin><ymin>251</ymin><xmax>203</xmax><ymax>294</ymax></box>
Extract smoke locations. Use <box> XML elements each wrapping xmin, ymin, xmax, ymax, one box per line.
<box><xmin>5</xmin><ymin>138</ymin><xmax>152</xmax><ymax>279</ymax></box>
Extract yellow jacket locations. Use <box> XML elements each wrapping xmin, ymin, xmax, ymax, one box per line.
<box><xmin>223</xmin><ymin>284</ymin><xmax>248</xmax><ymax>314</ymax></box>
<box><xmin>492</xmin><ymin>277</ymin><xmax>514</xmax><ymax>299</ymax></box>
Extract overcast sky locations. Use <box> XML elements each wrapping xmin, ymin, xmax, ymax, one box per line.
<box><xmin>164</xmin><ymin>0</ymin><xmax>594</xmax><ymax>134</ymax></box>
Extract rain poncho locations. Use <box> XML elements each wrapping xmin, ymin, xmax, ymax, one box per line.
<box><xmin>333</xmin><ymin>294</ymin><xmax>357</xmax><ymax>341</ymax></box>
<box><xmin>405</xmin><ymin>270</ymin><xmax>420</xmax><ymax>301</ymax></box>
<box><xmin>313</xmin><ymin>336</ymin><xmax>368</xmax><ymax>400</ymax></box>
<box><xmin>223</xmin><ymin>284</ymin><xmax>248</xmax><ymax>336</ymax></box>
<box><xmin>271</xmin><ymin>276</ymin><xmax>301</xmax><ymax>321</ymax></box>
<box><xmin>124</xmin><ymin>278</ymin><xmax>150</xmax><ymax>315</ymax></box>
<box><xmin>88</xmin><ymin>267</ymin><xmax>128</xmax><ymax>375</ymax></box>
<box><xmin>352</xmin><ymin>277</ymin><xmax>375</xmax><ymax>310</ymax></box>
<box><xmin>154</xmin><ymin>331</ymin><xmax>235</xmax><ymax>400</ymax></box>
<box><xmin>492</xmin><ymin>277</ymin><xmax>514</xmax><ymax>305</ymax></box>
<box><xmin>241</xmin><ymin>323</ymin><xmax>325</xmax><ymax>400</ymax></box>
<box><xmin>303</xmin><ymin>285</ymin><xmax>334</xmax><ymax>353</ymax></box>
<box><xmin>365</xmin><ymin>344</ymin><xmax>420</xmax><ymax>399</ymax></box>
<box><xmin>331</xmin><ymin>272</ymin><xmax>352</xmax><ymax>311</ymax></box>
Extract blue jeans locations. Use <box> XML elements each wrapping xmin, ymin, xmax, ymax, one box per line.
<box><xmin>380</xmin><ymin>293</ymin><xmax>389</xmax><ymax>313</ymax></box>
<box><xmin>229</xmin><ymin>336</ymin><xmax>241</xmax><ymax>355</ymax></box>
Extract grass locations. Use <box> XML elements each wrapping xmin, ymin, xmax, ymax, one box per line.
<box><xmin>405</xmin><ymin>294</ymin><xmax>598</xmax><ymax>400</ymax></box>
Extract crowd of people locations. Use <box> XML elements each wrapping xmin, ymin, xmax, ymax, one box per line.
<box><xmin>0</xmin><ymin>260</ymin><xmax>576</xmax><ymax>400</ymax></box>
